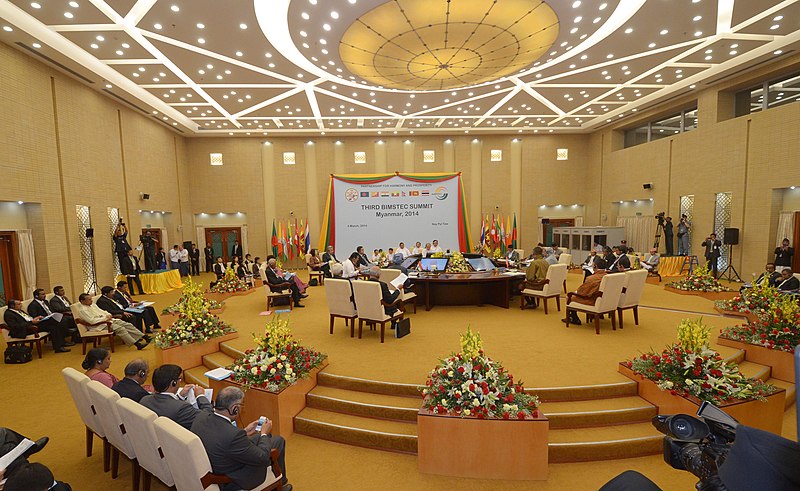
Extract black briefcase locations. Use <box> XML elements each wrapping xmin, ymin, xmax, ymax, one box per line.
<box><xmin>4</xmin><ymin>345</ymin><xmax>32</xmax><ymax>364</ymax></box>
<box><xmin>395</xmin><ymin>318</ymin><xmax>411</xmax><ymax>338</ymax></box>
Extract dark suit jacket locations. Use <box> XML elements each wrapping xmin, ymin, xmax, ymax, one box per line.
<box><xmin>27</xmin><ymin>299</ymin><xmax>54</xmax><ymax>319</ymax></box>
<box><xmin>704</xmin><ymin>239</ymin><xmax>722</xmax><ymax>259</ymax></box>
<box><xmin>140</xmin><ymin>392</ymin><xmax>212</xmax><ymax>430</ymax></box>
<box><xmin>755</xmin><ymin>271</ymin><xmax>781</xmax><ymax>287</ymax></box>
<box><xmin>112</xmin><ymin>377</ymin><xmax>150</xmax><ymax>403</ymax></box>
<box><xmin>204</xmin><ymin>247</ymin><xmax>214</xmax><ymax>260</ymax></box>
<box><xmin>191</xmin><ymin>411</ymin><xmax>275</xmax><ymax>490</ymax></box>
<box><xmin>50</xmin><ymin>295</ymin><xmax>72</xmax><ymax>314</ymax></box>
<box><xmin>777</xmin><ymin>276</ymin><xmax>800</xmax><ymax>292</ymax></box>
<box><xmin>113</xmin><ymin>290</ymin><xmax>133</xmax><ymax>308</ymax></box>
<box><xmin>371</xmin><ymin>279</ymin><xmax>400</xmax><ymax>315</ymax></box>
<box><xmin>322</xmin><ymin>252</ymin><xmax>338</xmax><ymax>263</ymax></box>
<box><xmin>120</xmin><ymin>255</ymin><xmax>141</xmax><ymax>276</ymax></box>
<box><xmin>3</xmin><ymin>309</ymin><xmax>36</xmax><ymax>338</ymax></box>
<box><xmin>190</xmin><ymin>248</ymin><xmax>200</xmax><ymax>262</ymax></box>
<box><xmin>265</xmin><ymin>267</ymin><xmax>289</xmax><ymax>287</ymax></box>
<box><xmin>357</xmin><ymin>253</ymin><xmax>370</xmax><ymax>267</ymax></box>
<box><xmin>232</xmin><ymin>244</ymin><xmax>242</xmax><ymax>258</ymax></box>
<box><xmin>213</xmin><ymin>263</ymin><xmax>226</xmax><ymax>278</ymax></box>
<box><xmin>97</xmin><ymin>295</ymin><xmax>126</xmax><ymax>316</ymax></box>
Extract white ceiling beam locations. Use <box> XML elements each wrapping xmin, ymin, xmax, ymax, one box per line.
<box><xmin>124</xmin><ymin>0</ymin><xmax>158</xmax><ymax>26</ymax></box>
<box><xmin>232</xmin><ymin>86</ymin><xmax>304</xmax><ymax>118</ymax></box>
<box><xmin>473</xmin><ymin>86</ymin><xmax>524</xmax><ymax>126</ymax></box>
<box><xmin>732</xmin><ymin>0</ymin><xmax>797</xmax><ymax>31</ymax></box>
<box><xmin>716</xmin><ymin>0</ymin><xmax>735</xmax><ymax>35</ymax></box>
<box><xmin>48</xmin><ymin>23</ymin><xmax>122</xmax><ymax>32</ymax></box>
<box><xmin>102</xmin><ymin>58</ymin><xmax>160</xmax><ymax>65</ymax></box>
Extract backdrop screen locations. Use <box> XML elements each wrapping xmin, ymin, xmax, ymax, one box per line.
<box><xmin>330</xmin><ymin>174</ymin><xmax>461</xmax><ymax>256</ymax></box>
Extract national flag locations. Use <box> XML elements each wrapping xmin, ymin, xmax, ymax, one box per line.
<box><xmin>512</xmin><ymin>213</ymin><xmax>518</xmax><ymax>249</ymax></box>
<box><xmin>506</xmin><ymin>215</ymin><xmax>513</xmax><ymax>249</ymax></box>
<box><xmin>360</xmin><ymin>192</ymin><xmax>369</xmax><ymax>197</ymax></box>
<box><xmin>280</xmin><ymin>221</ymin><xmax>288</xmax><ymax>261</ymax></box>
<box><xmin>277</xmin><ymin>221</ymin><xmax>284</xmax><ymax>258</ymax></box>
<box><xmin>410</xmin><ymin>191</ymin><xmax>419</xmax><ymax>196</ymax></box>
<box><xmin>490</xmin><ymin>214</ymin><xmax>497</xmax><ymax>243</ymax></box>
<box><xmin>287</xmin><ymin>221</ymin><xmax>294</xmax><ymax>260</ymax></box>
<box><xmin>371</xmin><ymin>192</ymin><xmax>379</xmax><ymax>197</ymax></box>
<box><xmin>294</xmin><ymin>218</ymin><xmax>300</xmax><ymax>251</ymax></box>
<box><xmin>298</xmin><ymin>219</ymin><xmax>305</xmax><ymax>256</ymax></box>
<box><xmin>401</xmin><ymin>191</ymin><xmax>406</xmax><ymax>197</ymax></box>
<box><xmin>420</xmin><ymin>190</ymin><xmax>430</xmax><ymax>196</ymax></box>
<box><xmin>391</xmin><ymin>192</ymin><xmax>400</xmax><ymax>197</ymax></box>
<box><xmin>380</xmin><ymin>192</ymin><xmax>390</xmax><ymax>197</ymax></box>
<box><xmin>271</xmin><ymin>220</ymin><xmax>279</xmax><ymax>257</ymax></box>
<box><xmin>479</xmin><ymin>215</ymin><xmax>486</xmax><ymax>248</ymax></box>
<box><xmin>304</xmin><ymin>220</ymin><xmax>311</xmax><ymax>255</ymax></box>
<box><xmin>499</xmin><ymin>216</ymin><xmax>506</xmax><ymax>253</ymax></box>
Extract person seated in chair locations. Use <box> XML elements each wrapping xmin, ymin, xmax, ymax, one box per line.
<box><xmin>264</xmin><ymin>258</ymin><xmax>305</xmax><ymax>307</ymax></box>
<box><xmin>367</xmin><ymin>266</ymin><xmax>403</xmax><ymax>329</ymax></box>
<box><xmin>96</xmin><ymin>286</ymin><xmax>147</xmax><ymax>333</ymax></box>
<box><xmin>641</xmin><ymin>248</ymin><xmax>660</xmax><ymax>273</ymax></box>
<box><xmin>342</xmin><ymin>252</ymin><xmax>362</xmax><ymax>279</ymax></box>
<box><xmin>231</xmin><ymin>256</ymin><xmax>246</xmax><ymax>279</ymax></box>
<box><xmin>4</xmin><ymin>462</ymin><xmax>72</xmax><ymax>491</ymax></box>
<box><xmin>356</xmin><ymin>246</ymin><xmax>372</xmax><ymax>267</ymax></box>
<box><xmin>112</xmin><ymin>359</ymin><xmax>152</xmax><ymax>403</ymax></box>
<box><xmin>603</xmin><ymin>246</ymin><xmax>631</xmax><ymax>273</ymax></box>
<box><xmin>307</xmin><ymin>248</ymin><xmax>325</xmax><ymax>276</ymax></box>
<box><xmin>563</xmin><ymin>269</ymin><xmax>610</xmax><ymax>325</ymax></box>
<box><xmin>776</xmin><ymin>268</ymin><xmax>799</xmax><ymax>292</ymax></box>
<box><xmin>140</xmin><ymin>364</ymin><xmax>212</xmax><ymax>430</ymax></box>
<box><xmin>213</xmin><ymin>256</ymin><xmax>226</xmax><ymax>280</ymax></box>
<box><xmin>191</xmin><ymin>386</ymin><xmax>291</xmax><ymax>491</ymax></box>
<box><xmin>519</xmin><ymin>247</ymin><xmax>549</xmax><ymax>308</ymax></box>
<box><xmin>114</xmin><ymin>281</ymin><xmax>162</xmax><ymax>330</ymax></box>
<box><xmin>581</xmin><ymin>251</ymin><xmax>600</xmax><ymax>281</ymax></box>
<box><xmin>28</xmin><ymin>287</ymin><xmax>78</xmax><ymax>344</ymax></box>
<box><xmin>745</xmin><ymin>262</ymin><xmax>781</xmax><ymax>289</ymax></box>
<box><xmin>4</xmin><ymin>298</ymin><xmax>71</xmax><ymax>353</ymax></box>
<box><xmin>321</xmin><ymin>245</ymin><xmax>339</xmax><ymax>278</ymax></box>
<box><xmin>75</xmin><ymin>293</ymin><xmax>148</xmax><ymax>349</ymax></box>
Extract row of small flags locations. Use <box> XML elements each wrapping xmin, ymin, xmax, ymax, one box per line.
<box><xmin>271</xmin><ymin>219</ymin><xmax>310</xmax><ymax>261</ymax></box>
<box><xmin>479</xmin><ymin>214</ymin><xmax>518</xmax><ymax>253</ymax></box>
<box><xmin>359</xmin><ymin>190</ymin><xmax>430</xmax><ymax>198</ymax></box>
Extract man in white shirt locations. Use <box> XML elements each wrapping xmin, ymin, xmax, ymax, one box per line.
<box><xmin>168</xmin><ymin>245</ymin><xmax>180</xmax><ymax>270</ymax></box>
<box><xmin>411</xmin><ymin>242</ymin><xmax>425</xmax><ymax>255</ymax></box>
<box><xmin>342</xmin><ymin>252</ymin><xmax>361</xmax><ymax>279</ymax></box>
<box><xmin>75</xmin><ymin>293</ymin><xmax>148</xmax><ymax>349</ymax></box>
<box><xmin>397</xmin><ymin>242</ymin><xmax>411</xmax><ymax>258</ymax></box>
<box><xmin>428</xmin><ymin>240</ymin><xmax>443</xmax><ymax>254</ymax></box>
<box><xmin>642</xmin><ymin>248</ymin><xmax>660</xmax><ymax>272</ymax></box>
<box><xmin>178</xmin><ymin>245</ymin><xmax>190</xmax><ymax>277</ymax></box>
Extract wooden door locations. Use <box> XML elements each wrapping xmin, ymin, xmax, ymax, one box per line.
<box><xmin>204</xmin><ymin>227</ymin><xmax>241</xmax><ymax>263</ymax></box>
<box><xmin>543</xmin><ymin>219</ymin><xmax>575</xmax><ymax>246</ymax></box>
<box><xmin>0</xmin><ymin>232</ymin><xmax>21</xmax><ymax>306</ymax></box>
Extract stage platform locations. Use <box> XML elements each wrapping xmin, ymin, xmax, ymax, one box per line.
<box><xmin>115</xmin><ymin>269</ymin><xmax>183</xmax><ymax>294</ymax></box>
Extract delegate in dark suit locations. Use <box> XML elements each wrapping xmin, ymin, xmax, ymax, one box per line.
<box><xmin>213</xmin><ymin>262</ymin><xmax>226</xmax><ymax>280</ymax></box>
<box><xmin>704</xmin><ymin>236</ymin><xmax>723</xmax><ymax>277</ymax></box>
<box><xmin>140</xmin><ymin>392</ymin><xmax>212</xmax><ymax>430</ymax></box>
<box><xmin>111</xmin><ymin>378</ymin><xmax>150</xmax><ymax>403</ymax></box>
<box><xmin>265</xmin><ymin>266</ymin><xmax>303</xmax><ymax>306</ymax></box>
<box><xmin>189</xmin><ymin>247</ymin><xmax>201</xmax><ymax>276</ymax></box>
<box><xmin>49</xmin><ymin>295</ymin><xmax>71</xmax><ymax>315</ymax></box>
<box><xmin>371</xmin><ymin>278</ymin><xmax>401</xmax><ymax>315</ymax></box>
<box><xmin>113</xmin><ymin>289</ymin><xmax>160</xmax><ymax>329</ymax></box>
<box><xmin>96</xmin><ymin>295</ymin><xmax>145</xmax><ymax>332</ymax></box>
<box><xmin>28</xmin><ymin>298</ymin><xmax>77</xmax><ymax>342</ymax></box>
<box><xmin>204</xmin><ymin>246</ymin><xmax>214</xmax><ymax>272</ymax></box>
<box><xmin>321</xmin><ymin>251</ymin><xmax>338</xmax><ymax>277</ymax></box>
<box><xmin>120</xmin><ymin>253</ymin><xmax>145</xmax><ymax>295</ymax></box>
<box><xmin>231</xmin><ymin>242</ymin><xmax>243</xmax><ymax>260</ymax></box>
<box><xmin>191</xmin><ymin>411</ymin><xmax>286</xmax><ymax>491</ymax></box>
<box><xmin>3</xmin><ymin>306</ymin><xmax>67</xmax><ymax>350</ymax></box>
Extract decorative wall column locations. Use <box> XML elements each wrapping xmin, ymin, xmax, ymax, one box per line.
<box><xmin>304</xmin><ymin>142</ymin><xmax>321</xmax><ymax>234</ymax></box>
<box><xmin>510</xmin><ymin>138</ymin><xmax>523</xmax><ymax>246</ymax></box>
<box><xmin>443</xmin><ymin>139</ymin><xmax>455</xmax><ymax>172</ymax></box>
<box><xmin>261</xmin><ymin>142</ymin><xmax>277</xmax><ymax>234</ymax></box>
<box><xmin>470</xmin><ymin>138</ymin><xmax>483</xmax><ymax>248</ymax></box>
<box><xmin>403</xmin><ymin>140</ymin><xmax>415</xmax><ymax>172</ymax></box>
<box><xmin>333</xmin><ymin>140</ymin><xmax>346</xmax><ymax>174</ymax></box>
<box><xmin>374</xmin><ymin>140</ymin><xmax>387</xmax><ymax>173</ymax></box>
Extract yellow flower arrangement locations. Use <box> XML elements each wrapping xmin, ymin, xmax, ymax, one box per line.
<box><xmin>676</xmin><ymin>318</ymin><xmax>710</xmax><ymax>353</ymax></box>
<box><xmin>459</xmin><ymin>327</ymin><xmax>483</xmax><ymax>360</ymax></box>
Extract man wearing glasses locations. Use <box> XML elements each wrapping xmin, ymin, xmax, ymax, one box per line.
<box><xmin>140</xmin><ymin>364</ymin><xmax>212</xmax><ymax>429</ymax></box>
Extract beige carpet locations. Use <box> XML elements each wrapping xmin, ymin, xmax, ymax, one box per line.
<box><xmin>1</xmin><ymin>272</ymin><xmax>795</xmax><ymax>490</ymax></box>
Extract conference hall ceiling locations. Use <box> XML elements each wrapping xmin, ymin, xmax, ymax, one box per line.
<box><xmin>1</xmin><ymin>0</ymin><xmax>798</xmax><ymax>136</ymax></box>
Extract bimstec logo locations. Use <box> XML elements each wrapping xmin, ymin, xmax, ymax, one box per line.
<box><xmin>344</xmin><ymin>188</ymin><xmax>359</xmax><ymax>202</ymax></box>
<box><xmin>433</xmin><ymin>186</ymin><xmax>448</xmax><ymax>200</ymax></box>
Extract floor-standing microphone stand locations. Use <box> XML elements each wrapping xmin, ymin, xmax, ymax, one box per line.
<box><xmin>87</xmin><ymin>235</ymin><xmax>99</xmax><ymax>294</ymax></box>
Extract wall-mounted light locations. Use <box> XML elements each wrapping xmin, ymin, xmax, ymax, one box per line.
<box><xmin>17</xmin><ymin>201</ymin><xmax>23</xmax><ymax>205</ymax></box>
<box><xmin>210</xmin><ymin>153</ymin><xmax>223</xmax><ymax>166</ymax></box>
<box><xmin>490</xmin><ymin>149</ymin><xmax>502</xmax><ymax>162</ymax></box>
<box><xmin>556</xmin><ymin>148</ymin><xmax>569</xmax><ymax>160</ymax></box>
<box><xmin>283</xmin><ymin>152</ymin><xmax>296</xmax><ymax>165</ymax></box>
<box><xmin>354</xmin><ymin>151</ymin><xmax>366</xmax><ymax>164</ymax></box>
<box><xmin>423</xmin><ymin>150</ymin><xmax>435</xmax><ymax>163</ymax></box>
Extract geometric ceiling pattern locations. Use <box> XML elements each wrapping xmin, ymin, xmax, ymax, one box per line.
<box><xmin>1</xmin><ymin>0</ymin><xmax>799</xmax><ymax>136</ymax></box>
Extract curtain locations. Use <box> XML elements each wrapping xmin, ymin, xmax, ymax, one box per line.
<box><xmin>195</xmin><ymin>226</ymin><xmax>206</xmax><ymax>270</ymax></box>
<box><xmin>616</xmin><ymin>216</ymin><xmax>654</xmax><ymax>253</ymax></box>
<box><xmin>776</xmin><ymin>211</ymin><xmax>794</xmax><ymax>247</ymax></box>
<box><xmin>574</xmin><ymin>216</ymin><xmax>584</xmax><ymax>227</ymax></box>
<box><xmin>17</xmin><ymin>229</ymin><xmax>36</xmax><ymax>293</ymax></box>
<box><xmin>241</xmin><ymin>224</ymin><xmax>249</xmax><ymax>257</ymax></box>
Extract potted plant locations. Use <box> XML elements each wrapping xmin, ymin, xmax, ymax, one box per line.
<box><xmin>417</xmin><ymin>328</ymin><xmax>547</xmax><ymax>480</ymax></box>
<box><xmin>206</xmin><ymin>267</ymin><xmax>250</xmax><ymax>303</ymax></box>
<box><xmin>208</xmin><ymin>316</ymin><xmax>327</xmax><ymax>437</ymax></box>
<box><xmin>620</xmin><ymin>318</ymin><xmax>784</xmax><ymax>434</ymax></box>
<box><xmin>665</xmin><ymin>265</ymin><xmax>735</xmax><ymax>300</ymax></box>
<box><xmin>713</xmin><ymin>284</ymin><xmax>778</xmax><ymax>322</ymax></box>
<box><xmin>161</xmin><ymin>277</ymin><xmax>225</xmax><ymax>317</ymax></box>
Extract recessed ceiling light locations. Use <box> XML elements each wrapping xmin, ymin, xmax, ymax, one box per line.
<box><xmin>593</xmin><ymin>17</ymin><xmax>601</xmax><ymax>23</ymax></box>
<box><xmin>197</xmin><ymin>38</ymin><xmax>205</xmax><ymax>44</ymax></box>
<box><xmin>64</xmin><ymin>12</ymin><xmax>74</xmax><ymax>18</ymax></box>
<box><xmin>729</xmin><ymin>50</ymin><xmax>737</xmax><ymax>55</ymax></box>
<box><xmin>32</xmin><ymin>42</ymin><xmax>41</xmax><ymax>48</ymax></box>
<box><xmin>774</xmin><ymin>50</ymin><xmax>782</xmax><ymax>55</ymax></box>
<box><xmin>239</xmin><ymin>23</ymin><xmax>247</xmax><ymax>29</ymax></box>
<box><xmin>30</xmin><ymin>2</ymin><xmax>41</xmax><ymax>8</ymax></box>
<box><xmin>694</xmin><ymin>31</ymin><xmax>702</xmax><ymax>36</ymax></box>
<box><xmin>624</xmin><ymin>27</ymin><xmax>633</xmax><ymax>34</ymax></box>
<box><xmin>309</xmin><ymin>0</ymin><xmax>317</xmax><ymax>4</ymax></box>
<box><xmin>121</xmin><ymin>43</ymin><xmax>130</xmax><ymax>48</ymax></box>
<box><xmin>301</xmin><ymin>12</ymin><xmax>309</xmax><ymax>19</ymax></box>
<box><xmin>572</xmin><ymin>1</ymin><xmax>581</xmax><ymax>7</ymax></box>
<box><xmin>770</xmin><ymin>24</ymin><xmax>780</xmax><ymax>30</ymax></box>
<box><xmin>574</xmin><ymin>16</ymin><xmax>582</xmax><ymax>23</ymax></box>
<box><xmin>693</xmin><ymin>15</ymin><xmax>702</xmax><ymax>21</ymax></box>
<box><xmin>235</xmin><ymin>50</ymin><xmax>243</xmax><ymax>56</ymax></box>
<box><xmin>348</xmin><ymin>0</ymin><xmax>356</xmax><ymax>4</ymax></box>
<box><xmin>170</xmin><ymin>5</ymin><xmax>179</xmax><ymax>12</ymax></box>
<box><xmin>330</xmin><ymin>11</ymin><xmax>339</xmax><ymax>19</ymax></box>
<box><xmin>2</xmin><ymin>26</ymin><xmax>12</xmax><ymax>32</ymax></box>
<box><xmin>153</xmin><ymin>23</ymin><xmax>162</xmax><ymax>29</ymax></box>
<box><xmin>323</xmin><ymin>23</ymin><xmax>331</xmax><ymax>31</ymax></box>
<box><xmin>659</xmin><ymin>29</ymin><xmax>668</xmax><ymax>35</ymax></box>
<box><xmin>774</xmin><ymin>15</ymin><xmax>784</xmax><ymax>21</ymax></box>
<box><xmin>115</xmin><ymin>50</ymin><xmax>123</xmax><ymax>55</ymax></box>
<box><xmin>648</xmin><ymin>42</ymin><xmax>656</xmax><ymax>48</ymax></box>
<box><xmin>90</xmin><ymin>43</ymin><xmax>98</xmax><ymax>49</ymax></box>
<box><xmin>138</xmin><ymin>67</ymin><xmax>145</xmax><ymax>72</ymax></box>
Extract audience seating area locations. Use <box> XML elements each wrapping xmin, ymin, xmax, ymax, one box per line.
<box><xmin>62</xmin><ymin>367</ymin><xmax>283</xmax><ymax>491</ymax></box>
<box><xmin>0</xmin><ymin>305</ymin><xmax>52</xmax><ymax>359</ymax></box>
<box><xmin>565</xmin><ymin>272</ymin><xmax>629</xmax><ymax>334</ymax></box>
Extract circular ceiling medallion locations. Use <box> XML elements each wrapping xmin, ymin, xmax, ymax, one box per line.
<box><xmin>339</xmin><ymin>0</ymin><xmax>560</xmax><ymax>91</ymax></box>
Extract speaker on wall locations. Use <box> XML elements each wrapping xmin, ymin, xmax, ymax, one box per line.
<box><xmin>723</xmin><ymin>228</ymin><xmax>739</xmax><ymax>245</ymax></box>
<box><xmin>85</xmin><ymin>228</ymin><xmax>94</xmax><ymax>238</ymax></box>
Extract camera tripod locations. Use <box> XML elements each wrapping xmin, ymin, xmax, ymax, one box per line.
<box><xmin>653</xmin><ymin>220</ymin><xmax>666</xmax><ymax>250</ymax></box>
<box><xmin>719</xmin><ymin>244</ymin><xmax>742</xmax><ymax>282</ymax></box>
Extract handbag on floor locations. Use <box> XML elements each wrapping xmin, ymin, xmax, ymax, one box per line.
<box><xmin>308</xmin><ymin>278</ymin><xmax>318</xmax><ymax>286</ymax></box>
<box><xmin>395</xmin><ymin>318</ymin><xmax>411</xmax><ymax>338</ymax></box>
<box><xmin>4</xmin><ymin>345</ymin><xmax>32</xmax><ymax>364</ymax></box>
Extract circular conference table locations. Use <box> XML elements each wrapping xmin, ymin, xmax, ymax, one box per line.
<box><xmin>409</xmin><ymin>271</ymin><xmax>526</xmax><ymax>310</ymax></box>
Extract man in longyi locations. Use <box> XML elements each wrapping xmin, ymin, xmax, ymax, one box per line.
<box><xmin>520</xmin><ymin>247</ymin><xmax>549</xmax><ymax>308</ymax></box>
<box><xmin>562</xmin><ymin>269</ymin><xmax>610</xmax><ymax>325</ymax></box>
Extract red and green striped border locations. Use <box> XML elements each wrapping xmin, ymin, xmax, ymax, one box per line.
<box><xmin>318</xmin><ymin>173</ymin><xmax>473</xmax><ymax>252</ymax></box>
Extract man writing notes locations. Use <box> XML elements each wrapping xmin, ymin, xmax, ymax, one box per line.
<box><xmin>342</xmin><ymin>252</ymin><xmax>362</xmax><ymax>279</ymax></box>
<box><xmin>75</xmin><ymin>293</ymin><xmax>148</xmax><ymax>349</ymax></box>
<box><xmin>191</xmin><ymin>386</ymin><xmax>291</xmax><ymax>491</ymax></box>
<box><xmin>141</xmin><ymin>364</ymin><xmax>212</xmax><ymax>429</ymax></box>
<box><xmin>5</xmin><ymin>298</ymin><xmax>71</xmax><ymax>353</ymax></box>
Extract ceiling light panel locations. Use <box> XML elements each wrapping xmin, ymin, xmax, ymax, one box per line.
<box><xmin>59</xmin><ymin>30</ymin><xmax>152</xmax><ymax>59</ymax></box>
<box><xmin>106</xmin><ymin>62</ymin><xmax>182</xmax><ymax>85</ymax></box>
<box><xmin>239</xmin><ymin>91</ymin><xmax>313</xmax><ymax>119</ymax></box>
<box><xmin>676</xmin><ymin>38</ymin><xmax>768</xmax><ymax>64</ymax></box>
<box><xmin>313</xmin><ymin>91</ymin><xmax>394</xmax><ymax>117</ymax></box>
<box><xmin>730</xmin><ymin>0</ymin><xmax>788</xmax><ymax>27</ymax></box>
<box><xmin>733</xmin><ymin>2</ymin><xmax>800</xmax><ymax>36</ymax></box>
<box><xmin>8</xmin><ymin>0</ymin><xmax>109</xmax><ymax>24</ymax></box>
<box><xmin>104</xmin><ymin>0</ymin><xmax>138</xmax><ymax>18</ymax></box>
<box><xmin>531</xmin><ymin>86</ymin><xmax>612</xmax><ymax>113</ymax></box>
<box><xmin>145</xmin><ymin>86</ymin><xmax>203</xmax><ymax>104</ymax></box>
<box><xmin>201</xmin><ymin>87</ymin><xmax>288</xmax><ymax>114</ymax></box>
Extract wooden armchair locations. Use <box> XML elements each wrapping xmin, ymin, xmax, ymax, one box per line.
<box><xmin>70</xmin><ymin>303</ymin><xmax>115</xmax><ymax>354</ymax></box>
<box><xmin>264</xmin><ymin>283</ymin><xmax>293</xmax><ymax>311</ymax></box>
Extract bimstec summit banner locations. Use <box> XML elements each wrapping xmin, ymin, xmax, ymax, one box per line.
<box><xmin>318</xmin><ymin>173</ymin><xmax>472</xmax><ymax>256</ymax></box>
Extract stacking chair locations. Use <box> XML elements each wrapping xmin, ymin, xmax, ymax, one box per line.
<box><xmin>116</xmin><ymin>398</ymin><xmax>175</xmax><ymax>491</ymax></box>
<box><xmin>61</xmin><ymin>368</ymin><xmax>111</xmax><ymax>472</ymax></box>
<box><xmin>324</xmin><ymin>278</ymin><xmax>358</xmax><ymax>337</ymax></box>
<box><xmin>520</xmin><ymin>264</ymin><xmax>568</xmax><ymax>314</ymax></box>
<box><xmin>558</xmin><ymin>253</ymin><xmax>573</xmax><ymax>292</ymax></box>
<box><xmin>85</xmin><ymin>381</ymin><xmax>140</xmax><ymax>487</ymax></box>
<box><xmin>351</xmin><ymin>280</ymin><xmax>403</xmax><ymax>343</ymax></box>
<box><xmin>1</xmin><ymin>306</ymin><xmax>51</xmax><ymax>359</ymax></box>
<box><xmin>70</xmin><ymin>302</ymin><xmax>115</xmax><ymax>354</ymax></box>
<box><xmin>617</xmin><ymin>270</ymin><xmax>648</xmax><ymax>329</ymax></box>
<box><xmin>306</xmin><ymin>253</ymin><xmax>325</xmax><ymax>285</ymax></box>
<box><xmin>153</xmin><ymin>416</ymin><xmax>283</xmax><ymax>491</ymax></box>
<box><xmin>565</xmin><ymin>273</ymin><xmax>627</xmax><ymax>334</ymax></box>
<box><xmin>379</xmin><ymin>268</ymin><xmax>417</xmax><ymax>313</ymax></box>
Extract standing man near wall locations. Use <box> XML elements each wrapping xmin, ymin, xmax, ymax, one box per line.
<box><xmin>189</xmin><ymin>243</ymin><xmax>201</xmax><ymax>276</ymax></box>
<box><xmin>204</xmin><ymin>243</ymin><xmax>214</xmax><ymax>273</ymax></box>
<box><xmin>677</xmin><ymin>214</ymin><xmax>691</xmax><ymax>255</ymax></box>
<box><xmin>703</xmin><ymin>233</ymin><xmax>722</xmax><ymax>278</ymax></box>
<box><xmin>663</xmin><ymin>216</ymin><xmax>674</xmax><ymax>256</ymax></box>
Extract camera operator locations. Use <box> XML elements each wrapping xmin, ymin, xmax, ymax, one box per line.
<box><xmin>113</xmin><ymin>219</ymin><xmax>132</xmax><ymax>268</ymax></box>
<box><xmin>139</xmin><ymin>231</ymin><xmax>158</xmax><ymax>272</ymax></box>
<box><xmin>677</xmin><ymin>214</ymin><xmax>691</xmax><ymax>255</ymax></box>
<box><xmin>664</xmin><ymin>216</ymin><xmax>674</xmax><ymax>256</ymax></box>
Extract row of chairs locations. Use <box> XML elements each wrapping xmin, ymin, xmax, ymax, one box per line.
<box><xmin>61</xmin><ymin>367</ymin><xmax>283</xmax><ymax>491</ymax></box>
<box><xmin>324</xmin><ymin>277</ymin><xmax>410</xmax><ymax>343</ymax></box>
<box><xmin>566</xmin><ymin>269</ymin><xmax>648</xmax><ymax>334</ymax></box>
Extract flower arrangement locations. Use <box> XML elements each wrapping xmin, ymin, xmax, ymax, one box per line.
<box><xmin>623</xmin><ymin>318</ymin><xmax>776</xmax><ymax>404</ymax></box>
<box><xmin>209</xmin><ymin>267</ymin><xmax>249</xmax><ymax>293</ymax></box>
<box><xmin>430</xmin><ymin>251</ymin><xmax>444</xmax><ymax>258</ymax></box>
<box><xmin>229</xmin><ymin>316</ymin><xmax>326</xmax><ymax>392</ymax></box>
<box><xmin>154</xmin><ymin>277</ymin><xmax>235</xmax><ymax>349</ymax></box>
<box><xmin>491</xmin><ymin>248</ymin><xmax>503</xmax><ymax>260</ymax></box>
<box><xmin>421</xmin><ymin>328</ymin><xmax>540</xmax><ymax>419</ymax></box>
<box><xmin>666</xmin><ymin>264</ymin><xmax>732</xmax><ymax>292</ymax></box>
<box><xmin>713</xmin><ymin>284</ymin><xmax>780</xmax><ymax>318</ymax></box>
<box><xmin>445</xmin><ymin>251</ymin><xmax>471</xmax><ymax>273</ymax></box>
<box><xmin>162</xmin><ymin>278</ymin><xmax>224</xmax><ymax>314</ymax></box>
<box><xmin>720</xmin><ymin>293</ymin><xmax>800</xmax><ymax>353</ymax></box>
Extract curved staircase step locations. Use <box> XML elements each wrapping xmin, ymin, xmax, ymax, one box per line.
<box><xmin>307</xmin><ymin>386</ymin><xmax>421</xmax><ymax>422</ymax></box>
<box><xmin>531</xmin><ymin>380</ymin><xmax>638</xmax><ymax>402</ymax></box>
<box><xmin>736</xmin><ymin>360</ymin><xmax>771</xmax><ymax>381</ymax></box>
<box><xmin>542</xmin><ymin>396</ymin><xmax>657</xmax><ymax>428</ymax></box>
<box><xmin>317</xmin><ymin>372</ymin><xmax>423</xmax><ymax>397</ymax></box>
<box><xmin>720</xmin><ymin>347</ymin><xmax>746</xmax><ymax>365</ymax></box>
<box><xmin>766</xmin><ymin>378</ymin><xmax>796</xmax><ymax>410</ymax></box>
<box><xmin>294</xmin><ymin>407</ymin><xmax>418</xmax><ymax>453</ymax></box>
<box><xmin>548</xmin><ymin>422</ymin><xmax>663</xmax><ymax>462</ymax></box>
<box><xmin>184</xmin><ymin>366</ymin><xmax>210</xmax><ymax>389</ymax></box>
<box><xmin>202</xmin><ymin>351</ymin><xmax>234</xmax><ymax>370</ymax></box>
<box><xmin>219</xmin><ymin>340</ymin><xmax>247</xmax><ymax>360</ymax></box>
